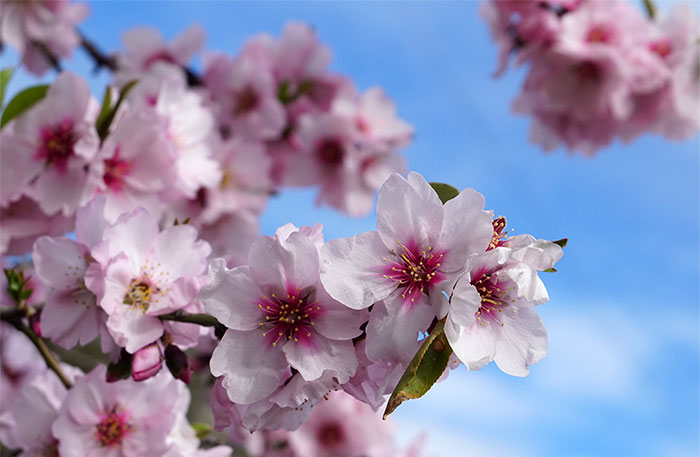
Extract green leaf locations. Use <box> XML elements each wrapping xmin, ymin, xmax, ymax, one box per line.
<box><xmin>429</xmin><ymin>182</ymin><xmax>460</xmax><ymax>204</ymax></box>
<box><xmin>383</xmin><ymin>319</ymin><xmax>452</xmax><ymax>419</ymax></box>
<box><xmin>191</xmin><ymin>422</ymin><xmax>212</xmax><ymax>440</ymax></box>
<box><xmin>96</xmin><ymin>80</ymin><xmax>138</xmax><ymax>140</ymax></box>
<box><xmin>0</xmin><ymin>67</ymin><xmax>14</xmax><ymax>108</ymax></box>
<box><xmin>95</xmin><ymin>86</ymin><xmax>113</xmax><ymax>131</ymax></box>
<box><xmin>543</xmin><ymin>267</ymin><xmax>557</xmax><ymax>273</ymax></box>
<box><xmin>1</xmin><ymin>84</ymin><xmax>49</xmax><ymax>129</ymax></box>
<box><xmin>553</xmin><ymin>238</ymin><xmax>568</xmax><ymax>248</ymax></box>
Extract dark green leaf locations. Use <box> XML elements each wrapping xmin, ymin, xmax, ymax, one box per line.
<box><xmin>429</xmin><ymin>182</ymin><xmax>460</xmax><ymax>204</ymax></box>
<box><xmin>553</xmin><ymin>238</ymin><xmax>568</xmax><ymax>248</ymax></box>
<box><xmin>543</xmin><ymin>268</ymin><xmax>557</xmax><ymax>273</ymax></box>
<box><xmin>1</xmin><ymin>84</ymin><xmax>49</xmax><ymax>129</ymax></box>
<box><xmin>95</xmin><ymin>86</ymin><xmax>113</xmax><ymax>131</ymax></box>
<box><xmin>96</xmin><ymin>80</ymin><xmax>138</xmax><ymax>140</ymax></box>
<box><xmin>0</xmin><ymin>67</ymin><xmax>14</xmax><ymax>108</ymax></box>
<box><xmin>383</xmin><ymin>319</ymin><xmax>452</xmax><ymax>418</ymax></box>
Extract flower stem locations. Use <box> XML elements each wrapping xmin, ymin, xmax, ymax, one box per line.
<box><xmin>3</xmin><ymin>315</ymin><xmax>72</xmax><ymax>389</ymax></box>
<box><xmin>159</xmin><ymin>311</ymin><xmax>222</xmax><ymax>328</ymax></box>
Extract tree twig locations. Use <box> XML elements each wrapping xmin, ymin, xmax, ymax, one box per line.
<box><xmin>642</xmin><ymin>0</ymin><xmax>656</xmax><ymax>19</ymax></box>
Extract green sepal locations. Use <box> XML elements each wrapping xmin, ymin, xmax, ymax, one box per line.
<box><xmin>383</xmin><ymin>318</ymin><xmax>453</xmax><ymax>419</ymax></box>
<box><xmin>191</xmin><ymin>423</ymin><xmax>212</xmax><ymax>440</ymax></box>
<box><xmin>1</xmin><ymin>84</ymin><xmax>49</xmax><ymax>129</ymax></box>
<box><xmin>429</xmin><ymin>182</ymin><xmax>460</xmax><ymax>204</ymax></box>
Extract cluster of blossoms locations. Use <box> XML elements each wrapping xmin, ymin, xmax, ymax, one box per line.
<box><xmin>482</xmin><ymin>0</ymin><xmax>700</xmax><ymax>154</ymax></box>
<box><xmin>1</xmin><ymin>17</ymin><xmax>411</xmax><ymax>259</ymax></box>
<box><xmin>1</xmin><ymin>1</ymin><xmax>566</xmax><ymax>455</ymax></box>
<box><xmin>204</xmin><ymin>172</ymin><xmax>563</xmax><ymax>432</ymax></box>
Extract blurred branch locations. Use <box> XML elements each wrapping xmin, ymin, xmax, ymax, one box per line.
<box><xmin>642</xmin><ymin>0</ymin><xmax>656</xmax><ymax>19</ymax></box>
<box><xmin>79</xmin><ymin>32</ymin><xmax>118</xmax><ymax>71</ymax></box>
<box><xmin>32</xmin><ymin>41</ymin><xmax>63</xmax><ymax>73</ymax></box>
<box><xmin>159</xmin><ymin>311</ymin><xmax>223</xmax><ymax>329</ymax></box>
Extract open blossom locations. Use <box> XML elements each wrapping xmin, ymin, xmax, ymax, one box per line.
<box><xmin>321</xmin><ymin>172</ymin><xmax>493</xmax><ymax>362</ymax></box>
<box><xmin>444</xmin><ymin>220</ymin><xmax>563</xmax><ymax>376</ymax></box>
<box><xmin>115</xmin><ymin>24</ymin><xmax>205</xmax><ymax>83</ymax></box>
<box><xmin>0</xmin><ymin>196</ymin><xmax>73</xmax><ymax>256</ymax></box>
<box><xmin>0</xmin><ymin>0</ymin><xmax>89</xmax><ymax>75</ymax></box>
<box><xmin>0</xmin><ymin>72</ymin><xmax>99</xmax><ymax>215</ymax></box>
<box><xmin>201</xmin><ymin>224</ymin><xmax>366</xmax><ymax>408</ymax></box>
<box><xmin>52</xmin><ymin>365</ymin><xmax>213</xmax><ymax>457</ymax></box>
<box><xmin>90</xmin><ymin>109</ymin><xmax>175</xmax><ymax>222</ymax></box>
<box><xmin>96</xmin><ymin>208</ymin><xmax>211</xmax><ymax>353</ymax></box>
<box><xmin>32</xmin><ymin>196</ymin><xmax>114</xmax><ymax>352</ymax></box>
<box><xmin>0</xmin><ymin>365</ymin><xmax>81</xmax><ymax>457</ymax></box>
<box><xmin>203</xmin><ymin>51</ymin><xmax>286</xmax><ymax>140</ymax></box>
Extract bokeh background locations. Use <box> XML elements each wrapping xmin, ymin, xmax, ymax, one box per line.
<box><xmin>2</xmin><ymin>1</ymin><xmax>698</xmax><ymax>456</ymax></box>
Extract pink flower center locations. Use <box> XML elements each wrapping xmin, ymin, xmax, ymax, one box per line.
<box><xmin>487</xmin><ymin>216</ymin><xmax>510</xmax><ymax>251</ymax></box>
<box><xmin>37</xmin><ymin>119</ymin><xmax>76</xmax><ymax>172</ymax></box>
<box><xmin>649</xmin><ymin>39</ymin><xmax>672</xmax><ymax>59</ymax></box>
<box><xmin>472</xmin><ymin>270</ymin><xmax>513</xmax><ymax>326</ymax></box>
<box><xmin>575</xmin><ymin>60</ymin><xmax>602</xmax><ymax>81</ymax></box>
<box><xmin>585</xmin><ymin>25</ymin><xmax>611</xmax><ymax>44</ymax></box>
<box><xmin>103</xmin><ymin>147</ymin><xmax>132</xmax><ymax>192</ymax></box>
<box><xmin>316</xmin><ymin>421</ymin><xmax>345</xmax><ymax>447</ymax></box>
<box><xmin>95</xmin><ymin>406</ymin><xmax>131</xmax><ymax>448</ymax></box>
<box><xmin>233</xmin><ymin>86</ymin><xmax>260</xmax><ymax>115</ymax></box>
<box><xmin>257</xmin><ymin>290</ymin><xmax>322</xmax><ymax>347</ymax></box>
<box><xmin>143</xmin><ymin>50</ymin><xmax>177</xmax><ymax>69</ymax></box>
<box><xmin>316</xmin><ymin>139</ymin><xmax>345</xmax><ymax>167</ymax></box>
<box><xmin>382</xmin><ymin>242</ymin><xmax>445</xmax><ymax>304</ymax></box>
<box><xmin>123</xmin><ymin>277</ymin><xmax>160</xmax><ymax>311</ymax></box>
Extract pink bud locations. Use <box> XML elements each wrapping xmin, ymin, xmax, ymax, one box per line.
<box><xmin>131</xmin><ymin>343</ymin><xmax>162</xmax><ymax>382</ymax></box>
<box><xmin>29</xmin><ymin>312</ymin><xmax>42</xmax><ymax>337</ymax></box>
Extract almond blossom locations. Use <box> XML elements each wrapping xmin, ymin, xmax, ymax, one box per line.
<box><xmin>0</xmin><ymin>72</ymin><xmax>99</xmax><ymax>215</ymax></box>
<box><xmin>96</xmin><ymin>208</ymin><xmax>211</xmax><ymax>353</ymax></box>
<box><xmin>444</xmin><ymin>220</ymin><xmax>563</xmax><ymax>376</ymax></box>
<box><xmin>201</xmin><ymin>224</ymin><xmax>366</xmax><ymax>408</ymax></box>
<box><xmin>0</xmin><ymin>0</ymin><xmax>89</xmax><ymax>75</ymax></box>
<box><xmin>321</xmin><ymin>172</ymin><xmax>493</xmax><ymax>362</ymax></box>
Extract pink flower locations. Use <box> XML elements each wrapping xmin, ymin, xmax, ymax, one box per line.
<box><xmin>0</xmin><ymin>196</ymin><xmax>73</xmax><ymax>256</ymax></box>
<box><xmin>270</xmin><ymin>22</ymin><xmax>331</xmax><ymax>90</ymax></box>
<box><xmin>201</xmin><ymin>224</ymin><xmax>365</xmax><ymax>405</ymax></box>
<box><xmin>32</xmin><ymin>196</ymin><xmax>114</xmax><ymax>352</ymax></box>
<box><xmin>444</xmin><ymin>222</ymin><xmax>563</xmax><ymax>376</ymax></box>
<box><xmin>0</xmin><ymin>72</ymin><xmax>99</xmax><ymax>215</ymax></box>
<box><xmin>286</xmin><ymin>391</ymin><xmax>395</xmax><ymax>457</ymax></box>
<box><xmin>321</xmin><ymin>172</ymin><xmax>493</xmax><ymax>362</ymax></box>
<box><xmin>52</xmin><ymin>365</ymin><xmax>191</xmax><ymax>457</ymax></box>
<box><xmin>97</xmin><ymin>208</ymin><xmax>211</xmax><ymax>353</ymax></box>
<box><xmin>116</xmin><ymin>24</ymin><xmax>205</xmax><ymax>82</ymax></box>
<box><xmin>0</xmin><ymin>0</ymin><xmax>89</xmax><ymax>75</ymax></box>
<box><xmin>0</xmin><ymin>365</ymin><xmax>81</xmax><ymax>456</ymax></box>
<box><xmin>0</xmin><ymin>323</ymin><xmax>45</xmax><ymax>412</ymax></box>
<box><xmin>90</xmin><ymin>109</ymin><xmax>176</xmax><ymax>222</ymax></box>
<box><xmin>203</xmin><ymin>52</ymin><xmax>286</xmax><ymax>140</ymax></box>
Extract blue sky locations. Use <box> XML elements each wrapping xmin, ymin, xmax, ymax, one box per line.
<box><xmin>2</xmin><ymin>1</ymin><xmax>698</xmax><ymax>456</ymax></box>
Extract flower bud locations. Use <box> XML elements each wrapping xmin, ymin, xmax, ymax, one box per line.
<box><xmin>131</xmin><ymin>343</ymin><xmax>162</xmax><ymax>382</ymax></box>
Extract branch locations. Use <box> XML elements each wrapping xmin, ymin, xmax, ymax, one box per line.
<box><xmin>79</xmin><ymin>33</ymin><xmax>118</xmax><ymax>72</ymax></box>
<box><xmin>32</xmin><ymin>41</ymin><xmax>63</xmax><ymax>73</ymax></box>
<box><xmin>642</xmin><ymin>0</ymin><xmax>656</xmax><ymax>19</ymax></box>
<box><xmin>3</xmin><ymin>315</ymin><xmax>72</xmax><ymax>389</ymax></box>
<box><xmin>159</xmin><ymin>311</ymin><xmax>222</xmax><ymax>328</ymax></box>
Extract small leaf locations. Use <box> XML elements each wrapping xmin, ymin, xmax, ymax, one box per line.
<box><xmin>383</xmin><ymin>319</ymin><xmax>452</xmax><ymax>418</ymax></box>
<box><xmin>191</xmin><ymin>423</ymin><xmax>212</xmax><ymax>440</ymax></box>
<box><xmin>95</xmin><ymin>86</ymin><xmax>113</xmax><ymax>131</ymax></box>
<box><xmin>1</xmin><ymin>84</ymin><xmax>49</xmax><ymax>129</ymax></box>
<box><xmin>543</xmin><ymin>268</ymin><xmax>557</xmax><ymax>273</ymax></box>
<box><xmin>429</xmin><ymin>182</ymin><xmax>460</xmax><ymax>204</ymax></box>
<box><xmin>553</xmin><ymin>238</ymin><xmax>568</xmax><ymax>248</ymax></box>
<box><xmin>96</xmin><ymin>80</ymin><xmax>138</xmax><ymax>140</ymax></box>
<box><xmin>0</xmin><ymin>67</ymin><xmax>14</xmax><ymax>108</ymax></box>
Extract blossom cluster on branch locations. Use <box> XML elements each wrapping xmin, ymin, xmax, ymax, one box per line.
<box><xmin>483</xmin><ymin>0</ymin><xmax>700</xmax><ymax>154</ymax></box>
<box><xmin>0</xmin><ymin>1</ymin><xmax>566</xmax><ymax>456</ymax></box>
